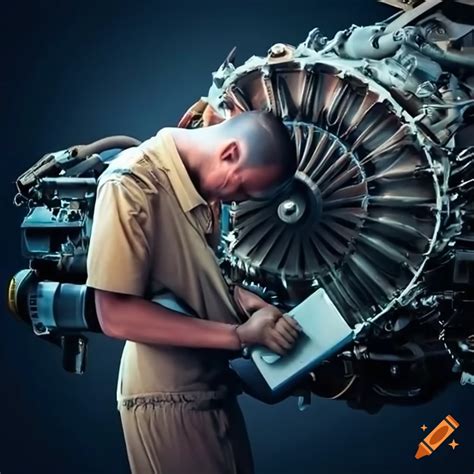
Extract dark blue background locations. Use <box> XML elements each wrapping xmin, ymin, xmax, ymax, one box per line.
<box><xmin>1</xmin><ymin>1</ymin><xmax>473</xmax><ymax>473</ymax></box>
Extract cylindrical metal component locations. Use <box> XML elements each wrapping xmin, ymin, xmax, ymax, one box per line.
<box><xmin>7</xmin><ymin>270</ymin><xmax>100</xmax><ymax>333</ymax></box>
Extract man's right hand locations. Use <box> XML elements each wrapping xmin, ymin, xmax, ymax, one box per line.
<box><xmin>236</xmin><ymin>305</ymin><xmax>303</xmax><ymax>356</ymax></box>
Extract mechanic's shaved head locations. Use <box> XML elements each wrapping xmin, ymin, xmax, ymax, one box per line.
<box><xmin>217</xmin><ymin>110</ymin><xmax>297</xmax><ymax>177</ymax></box>
<box><xmin>170</xmin><ymin>110</ymin><xmax>297</xmax><ymax>202</ymax></box>
<box><xmin>200</xmin><ymin>110</ymin><xmax>297</xmax><ymax>201</ymax></box>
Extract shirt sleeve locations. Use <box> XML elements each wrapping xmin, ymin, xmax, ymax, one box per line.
<box><xmin>86</xmin><ymin>175</ymin><xmax>153</xmax><ymax>297</ymax></box>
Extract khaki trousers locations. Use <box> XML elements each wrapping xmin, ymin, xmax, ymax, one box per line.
<box><xmin>118</xmin><ymin>391</ymin><xmax>255</xmax><ymax>474</ymax></box>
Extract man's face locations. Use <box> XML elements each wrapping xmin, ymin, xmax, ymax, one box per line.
<box><xmin>220</xmin><ymin>164</ymin><xmax>286</xmax><ymax>203</ymax></box>
<box><xmin>201</xmin><ymin>142</ymin><xmax>287</xmax><ymax>202</ymax></box>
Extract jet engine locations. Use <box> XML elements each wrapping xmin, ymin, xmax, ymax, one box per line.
<box><xmin>8</xmin><ymin>0</ymin><xmax>474</xmax><ymax>413</ymax></box>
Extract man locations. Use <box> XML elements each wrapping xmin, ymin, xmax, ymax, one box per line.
<box><xmin>86</xmin><ymin>110</ymin><xmax>300</xmax><ymax>474</ymax></box>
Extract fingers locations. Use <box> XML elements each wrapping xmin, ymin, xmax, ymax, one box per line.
<box><xmin>255</xmin><ymin>307</ymin><xmax>304</xmax><ymax>356</ymax></box>
<box><xmin>265</xmin><ymin>325</ymin><xmax>300</xmax><ymax>356</ymax></box>
<box><xmin>272</xmin><ymin>330</ymin><xmax>294</xmax><ymax>351</ymax></box>
<box><xmin>284</xmin><ymin>314</ymin><xmax>303</xmax><ymax>332</ymax></box>
<box><xmin>276</xmin><ymin>315</ymin><xmax>301</xmax><ymax>340</ymax></box>
<box><xmin>274</xmin><ymin>321</ymin><xmax>297</xmax><ymax>346</ymax></box>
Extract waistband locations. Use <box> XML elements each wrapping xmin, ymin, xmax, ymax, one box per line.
<box><xmin>117</xmin><ymin>386</ymin><xmax>242</xmax><ymax>411</ymax></box>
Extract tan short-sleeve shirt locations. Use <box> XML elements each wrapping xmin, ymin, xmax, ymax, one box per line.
<box><xmin>86</xmin><ymin>128</ymin><xmax>243</xmax><ymax>398</ymax></box>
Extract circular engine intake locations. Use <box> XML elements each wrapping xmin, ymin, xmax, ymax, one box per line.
<box><xmin>210</xmin><ymin>49</ymin><xmax>442</xmax><ymax>329</ymax></box>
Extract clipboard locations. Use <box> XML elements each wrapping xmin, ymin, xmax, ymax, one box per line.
<box><xmin>250</xmin><ymin>288</ymin><xmax>354</xmax><ymax>392</ymax></box>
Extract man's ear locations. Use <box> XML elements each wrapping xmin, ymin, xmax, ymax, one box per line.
<box><xmin>220</xmin><ymin>140</ymin><xmax>240</xmax><ymax>164</ymax></box>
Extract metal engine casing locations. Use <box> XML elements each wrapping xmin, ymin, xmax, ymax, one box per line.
<box><xmin>198</xmin><ymin>0</ymin><xmax>474</xmax><ymax>405</ymax></box>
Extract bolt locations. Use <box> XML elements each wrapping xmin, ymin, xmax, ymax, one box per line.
<box><xmin>283</xmin><ymin>201</ymin><xmax>297</xmax><ymax>215</ymax></box>
<box><xmin>269</xmin><ymin>43</ymin><xmax>286</xmax><ymax>57</ymax></box>
<box><xmin>212</xmin><ymin>75</ymin><xmax>225</xmax><ymax>88</ymax></box>
<box><xmin>35</xmin><ymin>323</ymin><xmax>46</xmax><ymax>333</ymax></box>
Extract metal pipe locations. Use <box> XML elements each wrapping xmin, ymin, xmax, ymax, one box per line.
<box><xmin>71</xmin><ymin>135</ymin><xmax>141</xmax><ymax>159</ymax></box>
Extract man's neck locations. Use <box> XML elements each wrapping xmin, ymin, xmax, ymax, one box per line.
<box><xmin>168</xmin><ymin>127</ymin><xmax>209</xmax><ymax>198</ymax></box>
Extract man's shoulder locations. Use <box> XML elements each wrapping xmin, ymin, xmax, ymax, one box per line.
<box><xmin>137</xmin><ymin>128</ymin><xmax>174</xmax><ymax>163</ymax></box>
<box><xmin>96</xmin><ymin>129</ymin><xmax>175</xmax><ymax>195</ymax></box>
<box><xmin>97</xmin><ymin>146</ymin><xmax>162</xmax><ymax>202</ymax></box>
<box><xmin>99</xmin><ymin>147</ymin><xmax>145</xmax><ymax>182</ymax></box>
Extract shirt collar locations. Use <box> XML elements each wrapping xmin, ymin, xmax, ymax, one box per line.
<box><xmin>146</xmin><ymin>128</ymin><xmax>208</xmax><ymax>213</ymax></box>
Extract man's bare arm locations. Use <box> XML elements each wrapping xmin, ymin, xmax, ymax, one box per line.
<box><xmin>95</xmin><ymin>289</ymin><xmax>242</xmax><ymax>350</ymax></box>
<box><xmin>94</xmin><ymin>289</ymin><xmax>301</xmax><ymax>355</ymax></box>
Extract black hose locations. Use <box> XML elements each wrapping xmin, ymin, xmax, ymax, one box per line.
<box><xmin>420</xmin><ymin>42</ymin><xmax>474</xmax><ymax>70</ymax></box>
<box><xmin>367</xmin><ymin>348</ymin><xmax>448</xmax><ymax>362</ymax></box>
